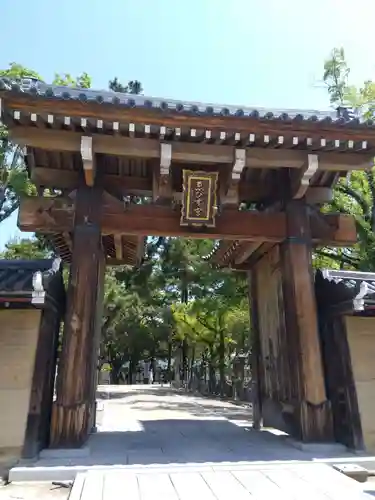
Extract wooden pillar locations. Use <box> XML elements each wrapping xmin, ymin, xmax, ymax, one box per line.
<box><xmin>90</xmin><ymin>254</ymin><xmax>105</xmax><ymax>432</ymax></box>
<box><xmin>50</xmin><ymin>186</ymin><xmax>104</xmax><ymax>448</ymax></box>
<box><xmin>23</xmin><ymin>307</ymin><xmax>62</xmax><ymax>458</ymax></box>
<box><xmin>280</xmin><ymin>199</ymin><xmax>332</xmax><ymax>442</ymax></box>
<box><xmin>247</xmin><ymin>270</ymin><xmax>262</xmax><ymax>430</ymax></box>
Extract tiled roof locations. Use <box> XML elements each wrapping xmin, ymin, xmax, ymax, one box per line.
<box><xmin>0</xmin><ymin>77</ymin><xmax>368</xmax><ymax>128</ymax></box>
<box><xmin>315</xmin><ymin>269</ymin><xmax>375</xmax><ymax>312</ymax></box>
<box><xmin>0</xmin><ymin>259</ymin><xmax>62</xmax><ymax>295</ymax></box>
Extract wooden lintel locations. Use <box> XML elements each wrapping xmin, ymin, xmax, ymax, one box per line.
<box><xmin>80</xmin><ymin>136</ymin><xmax>95</xmax><ymax>187</ymax></box>
<box><xmin>18</xmin><ymin>196</ymin><xmax>357</xmax><ymax>245</ymax></box>
<box><xmin>292</xmin><ymin>154</ymin><xmax>319</xmax><ymax>199</ymax></box>
<box><xmin>114</xmin><ymin>234</ymin><xmax>123</xmax><ymax>260</ymax></box>
<box><xmin>9</xmin><ymin>127</ymin><xmax>373</xmax><ymax>171</ymax></box>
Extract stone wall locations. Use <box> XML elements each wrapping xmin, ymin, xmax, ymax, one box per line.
<box><xmin>0</xmin><ymin>310</ymin><xmax>41</xmax><ymax>457</ymax></box>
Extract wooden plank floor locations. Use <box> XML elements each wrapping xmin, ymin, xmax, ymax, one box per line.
<box><xmin>69</xmin><ymin>463</ymin><xmax>373</xmax><ymax>499</ymax></box>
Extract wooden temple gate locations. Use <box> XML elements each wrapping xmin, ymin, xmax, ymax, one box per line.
<box><xmin>0</xmin><ymin>78</ymin><xmax>373</xmax><ymax>449</ymax></box>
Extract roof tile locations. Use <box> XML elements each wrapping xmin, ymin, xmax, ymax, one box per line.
<box><xmin>0</xmin><ymin>77</ymin><xmax>368</xmax><ymax>128</ymax></box>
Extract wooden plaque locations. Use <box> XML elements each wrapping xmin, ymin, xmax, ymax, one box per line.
<box><xmin>180</xmin><ymin>170</ymin><xmax>219</xmax><ymax>227</ymax></box>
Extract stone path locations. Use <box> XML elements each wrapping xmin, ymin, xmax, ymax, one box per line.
<box><xmin>6</xmin><ymin>385</ymin><xmax>375</xmax><ymax>497</ymax></box>
<box><xmin>88</xmin><ymin>385</ymin><xmax>359</xmax><ymax>466</ymax></box>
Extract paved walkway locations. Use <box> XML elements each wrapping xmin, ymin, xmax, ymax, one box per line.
<box><xmin>5</xmin><ymin>385</ymin><xmax>375</xmax><ymax>497</ymax></box>
<box><xmin>18</xmin><ymin>384</ymin><xmax>367</xmax><ymax>469</ymax></box>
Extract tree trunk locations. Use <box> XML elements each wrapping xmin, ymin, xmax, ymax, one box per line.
<box><xmin>167</xmin><ymin>342</ymin><xmax>172</xmax><ymax>381</ymax></box>
<box><xmin>0</xmin><ymin>186</ymin><xmax>6</xmax><ymax>211</ymax></box>
<box><xmin>182</xmin><ymin>338</ymin><xmax>188</xmax><ymax>383</ymax></box>
<box><xmin>189</xmin><ymin>346</ymin><xmax>195</xmax><ymax>389</ymax></box>
<box><xmin>219</xmin><ymin>330</ymin><xmax>225</xmax><ymax>397</ymax></box>
<box><xmin>208</xmin><ymin>345</ymin><xmax>216</xmax><ymax>394</ymax></box>
<box><xmin>110</xmin><ymin>361</ymin><xmax>122</xmax><ymax>385</ymax></box>
<box><xmin>129</xmin><ymin>358</ymin><xmax>133</xmax><ymax>385</ymax></box>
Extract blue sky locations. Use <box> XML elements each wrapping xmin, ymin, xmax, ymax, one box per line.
<box><xmin>1</xmin><ymin>0</ymin><xmax>375</xmax><ymax>249</ymax></box>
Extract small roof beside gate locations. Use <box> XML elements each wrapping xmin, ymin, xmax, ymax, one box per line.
<box><xmin>0</xmin><ymin>258</ymin><xmax>65</xmax><ymax>310</ymax></box>
<box><xmin>315</xmin><ymin>268</ymin><xmax>375</xmax><ymax>316</ymax></box>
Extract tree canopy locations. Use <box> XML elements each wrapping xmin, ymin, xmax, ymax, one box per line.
<box><xmin>316</xmin><ymin>47</ymin><xmax>375</xmax><ymax>271</ymax></box>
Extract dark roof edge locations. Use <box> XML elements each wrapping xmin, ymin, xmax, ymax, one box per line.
<box><xmin>0</xmin><ymin>77</ymin><xmax>367</xmax><ymax>128</ymax></box>
<box><xmin>316</xmin><ymin>268</ymin><xmax>375</xmax><ymax>312</ymax></box>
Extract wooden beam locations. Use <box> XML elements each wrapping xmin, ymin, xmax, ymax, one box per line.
<box><xmin>32</xmin><ymin>166</ymin><xmax>272</xmax><ymax>201</ymax></box>
<box><xmin>9</xmin><ymin>127</ymin><xmax>373</xmax><ymax>171</ymax></box>
<box><xmin>31</xmin><ymin>167</ymin><xmax>152</xmax><ymax>194</ymax></box>
<box><xmin>234</xmin><ymin>242</ymin><xmax>263</xmax><ymax>265</ymax></box>
<box><xmin>80</xmin><ymin>136</ymin><xmax>95</xmax><ymax>186</ymax></box>
<box><xmin>225</xmin><ymin>212</ymin><xmax>356</xmax><ymax>268</ymax></box>
<box><xmin>17</xmin><ymin>196</ymin><xmax>357</xmax><ymax>245</ymax></box>
<box><xmin>18</xmin><ymin>198</ymin><xmax>286</xmax><ymax>241</ymax></box>
<box><xmin>4</xmin><ymin>93</ymin><xmax>375</xmax><ymax>142</ymax></box>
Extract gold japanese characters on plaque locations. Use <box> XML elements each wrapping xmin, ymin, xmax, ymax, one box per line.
<box><xmin>180</xmin><ymin>170</ymin><xmax>219</xmax><ymax>228</ymax></box>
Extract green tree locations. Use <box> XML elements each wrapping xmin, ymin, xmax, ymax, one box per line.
<box><xmin>0</xmin><ymin>62</ymin><xmax>42</xmax><ymax>81</ymax></box>
<box><xmin>109</xmin><ymin>77</ymin><xmax>143</xmax><ymax>94</ymax></box>
<box><xmin>318</xmin><ymin>48</ymin><xmax>375</xmax><ymax>271</ymax></box>
<box><xmin>0</xmin><ymin>64</ymin><xmax>41</xmax><ymax>223</ymax></box>
<box><xmin>0</xmin><ymin>63</ymin><xmax>93</xmax><ymax>226</ymax></box>
<box><xmin>52</xmin><ymin>72</ymin><xmax>91</xmax><ymax>88</ymax></box>
<box><xmin>0</xmin><ymin>237</ymin><xmax>51</xmax><ymax>259</ymax></box>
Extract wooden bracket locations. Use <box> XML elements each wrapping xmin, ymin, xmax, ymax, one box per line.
<box><xmin>292</xmin><ymin>154</ymin><xmax>319</xmax><ymax>199</ymax></box>
<box><xmin>114</xmin><ymin>234</ymin><xmax>123</xmax><ymax>260</ymax></box>
<box><xmin>80</xmin><ymin>136</ymin><xmax>96</xmax><ymax>187</ymax></box>
<box><xmin>153</xmin><ymin>143</ymin><xmax>173</xmax><ymax>201</ymax></box>
<box><xmin>222</xmin><ymin>148</ymin><xmax>246</xmax><ymax>205</ymax></box>
<box><xmin>233</xmin><ymin>148</ymin><xmax>246</xmax><ymax>180</ymax></box>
